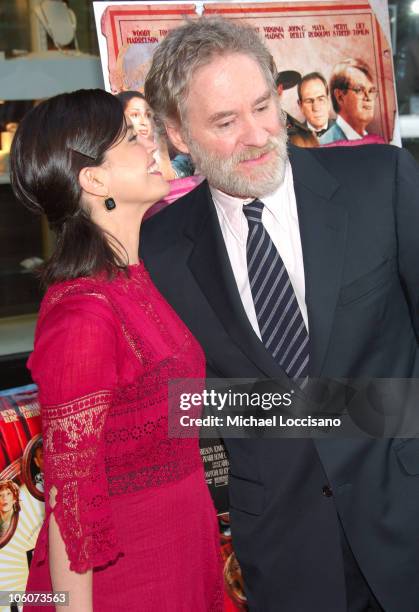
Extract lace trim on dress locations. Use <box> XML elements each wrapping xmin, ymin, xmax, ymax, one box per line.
<box><xmin>42</xmin><ymin>390</ymin><xmax>123</xmax><ymax>572</ymax></box>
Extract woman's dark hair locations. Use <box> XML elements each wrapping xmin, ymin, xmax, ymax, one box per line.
<box><xmin>115</xmin><ymin>90</ymin><xmax>146</xmax><ymax>112</ymax></box>
<box><xmin>10</xmin><ymin>88</ymin><xmax>128</xmax><ymax>287</ymax></box>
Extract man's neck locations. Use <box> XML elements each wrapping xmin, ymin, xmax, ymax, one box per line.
<box><xmin>307</xmin><ymin>120</ymin><xmax>328</xmax><ymax>132</ymax></box>
<box><xmin>337</xmin><ymin>111</ymin><xmax>367</xmax><ymax>137</ymax></box>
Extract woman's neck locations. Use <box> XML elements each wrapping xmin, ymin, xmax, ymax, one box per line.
<box><xmin>92</xmin><ymin>204</ymin><xmax>145</xmax><ymax>265</ymax></box>
<box><xmin>0</xmin><ymin>509</ymin><xmax>13</xmax><ymax>522</ymax></box>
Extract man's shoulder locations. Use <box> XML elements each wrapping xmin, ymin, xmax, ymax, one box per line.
<box><xmin>289</xmin><ymin>143</ymin><xmax>407</xmax><ymax>189</ymax></box>
<box><xmin>141</xmin><ymin>179</ymin><xmax>210</xmax><ymax>251</ymax></box>
<box><xmin>300</xmin><ymin>142</ymin><xmax>401</xmax><ymax>166</ymax></box>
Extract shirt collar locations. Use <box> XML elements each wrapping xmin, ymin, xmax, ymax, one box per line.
<box><xmin>336</xmin><ymin>114</ymin><xmax>366</xmax><ymax>139</ymax></box>
<box><xmin>210</xmin><ymin>159</ymin><xmax>293</xmax><ymax>242</ymax></box>
<box><xmin>307</xmin><ymin>120</ymin><xmax>328</xmax><ymax>132</ymax></box>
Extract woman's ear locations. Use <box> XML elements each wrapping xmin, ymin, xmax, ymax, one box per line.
<box><xmin>78</xmin><ymin>166</ymin><xmax>109</xmax><ymax>198</ymax></box>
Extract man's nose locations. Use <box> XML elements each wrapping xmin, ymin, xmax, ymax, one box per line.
<box><xmin>240</xmin><ymin>115</ymin><xmax>270</xmax><ymax>148</ymax></box>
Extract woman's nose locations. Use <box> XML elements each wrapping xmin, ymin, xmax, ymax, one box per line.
<box><xmin>136</xmin><ymin>134</ymin><xmax>157</xmax><ymax>154</ymax></box>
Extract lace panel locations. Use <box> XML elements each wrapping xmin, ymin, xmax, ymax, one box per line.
<box><xmin>43</xmin><ymin>391</ymin><xmax>123</xmax><ymax>573</ymax></box>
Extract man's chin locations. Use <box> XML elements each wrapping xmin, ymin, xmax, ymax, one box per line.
<box><xmin>189</xmin><ymin>137</ymin><xmax>288</xmax><ymax>198</ymax></box>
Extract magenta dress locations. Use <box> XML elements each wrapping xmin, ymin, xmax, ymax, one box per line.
<box><xmin>25</xmin><ymin>263</ymin><xmax>224</xmax><ymax>611</ymax></box>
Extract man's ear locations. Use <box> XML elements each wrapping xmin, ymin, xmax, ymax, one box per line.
<box><xmin>334</xmin><ymin>88</ymin><xmax>345</xmax><ymax>108</ymax></box>
<box><xmin>165</xmin><ymin>122</ymin><xmax>190</xmax><ymax>154</ymax></box>
<box><xmin>78</xmin><ymin>166</ymin><xmax>108</xmax><ymax>198</ymax></box>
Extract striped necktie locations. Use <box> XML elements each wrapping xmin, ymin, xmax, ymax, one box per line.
<box><xmin>243</xmin><ymin>199</ymin><xmax>309</xmax><ymax>380</ymax></box>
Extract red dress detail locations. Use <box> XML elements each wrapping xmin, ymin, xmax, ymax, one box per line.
<box><xmin>25</xmin><ymin>262</ymin><xmax>224</xmax><ymax>611</ymax></box>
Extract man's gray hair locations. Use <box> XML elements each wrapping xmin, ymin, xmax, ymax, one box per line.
<box><xmin>144</xmin><ymin>16</ymin><xmax>277</xmax><ymax>126</ymax></box>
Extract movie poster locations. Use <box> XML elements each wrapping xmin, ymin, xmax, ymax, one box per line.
<box><xmin>0</xmin><ymin>386</ymin><xmax>44</xmax><ymax>612</ymax></box>
<box><xmin>200</xmin><ymin>439</ymin><xmax>246</xmax><ymax>609</ymax></box>
<box><xmin>94</xmin><ymin>0</ymin><xmax>398</xmax><ymax>144</ymax></box>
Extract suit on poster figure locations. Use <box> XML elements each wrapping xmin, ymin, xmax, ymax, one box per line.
<box><xmin>141</xmin><ymin>16</ymin><xmax>419</xmax><ymax>612</ymax></box>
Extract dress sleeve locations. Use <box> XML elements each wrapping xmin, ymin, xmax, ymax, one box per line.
<box><xmin>29</xmin><ymin>296</ymin><xmax>122</xmax><ymax>573</ymax></box>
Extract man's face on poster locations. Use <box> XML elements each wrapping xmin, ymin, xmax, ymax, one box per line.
<box><xmin>335</xmin><ymin>67</ymin><xmax>377</xmax><ymax>132</ymax></box>
<box><xmin>166</xmin><ymin>52</ymin><xmax>288</xmax><ymax>198</ymax></box>
<box><xmin>34</xmin><ymin>446</ymin><xmax>44</xmax><ymax>472</ymax></box>
<box><xmin>299</xmin><ymin>78</ymin><xmax>331</xmax><ymax>130</ymax></box>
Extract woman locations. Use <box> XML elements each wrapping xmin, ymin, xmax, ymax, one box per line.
<box><xmin>116</xmin><ymin>91</ymin><xmax>154</xmax><ymax>140</ymax></box>
<box><xmin>116</xmin><ymin>90</ymin><xmax>176</xmax><ymax>181</ymax></box>
<box><xmin>0</xmin><ymin>480</ymin><xmax>20</xmax><ymax>540</ymax></box>
<box><xmin>10</xmin><ymin>89</ymin><xmax>223</xmax><ymax>612</ymax></box>
<box><xmin>117</xmin><ymin>91</ymin><xmax>195</xmax><ymax>180</ymax></box>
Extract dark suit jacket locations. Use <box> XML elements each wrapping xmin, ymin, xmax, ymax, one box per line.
<box><xmin>141</xmin><ymin>144</ymin><xmax>419</xmax><ymax>612</ymax></box>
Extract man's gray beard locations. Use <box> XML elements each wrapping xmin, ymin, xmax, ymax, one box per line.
<box><xmin>184</xmin><ymin>132</ymin><xmax>288</xmax><ymax>198</ymax></box>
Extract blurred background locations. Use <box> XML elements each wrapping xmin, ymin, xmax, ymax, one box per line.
<box><xmin>0</xmin><ymin>0</ymin><xmax>102</xmax><ymax>389</ymax></box>
<box><xmin>1</xmin><ymin>0</ymin><xmax>419</xmax><ymax>390</ymax></box>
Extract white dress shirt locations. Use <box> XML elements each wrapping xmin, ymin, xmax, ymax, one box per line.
<box><xmin>336</xmin><ymin>114</ymin><xmax>366</xmax><ymax>139</ymax></box>
<box><xmin>210</xmin><ymin>159</ymin><xmax>308</xmax><ymax>340</ymax></box>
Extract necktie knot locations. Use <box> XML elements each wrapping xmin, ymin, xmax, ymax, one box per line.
<box><xmin>243</xmin><ymin>199</ymin><xmax>264</xmax><ymax>224</ymax></box>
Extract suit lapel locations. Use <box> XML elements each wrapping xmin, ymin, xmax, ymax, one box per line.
<box><xmin>289</xmin><ymin>146</ymin><xmax>348</xmax><ymax>377</ymax></box>
<box><xmin>185</xmin><ymin>182</ymin><xmax>291</xmax><ymax>385</ymax></box>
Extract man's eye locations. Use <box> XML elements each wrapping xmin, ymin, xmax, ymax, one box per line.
<box><xmin>217</xmin><ymin>120</ymin><xmax>234</xmax><ymax>129</ymax></box>
<box><xmin>255</xmin><ymin>105</ymin><xmax>268</xmax><ymax>113</ymax></box>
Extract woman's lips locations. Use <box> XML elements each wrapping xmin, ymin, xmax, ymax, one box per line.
<box><xmin>147</xmin><ymin>161</ymin><xmax>161</xmax><ymax>174</ymax></box>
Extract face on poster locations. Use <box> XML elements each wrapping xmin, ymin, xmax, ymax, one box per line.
<box><xmin>94</xmin><ymin>0</ymin><xmax>397</xmax><ymax>143</ymax></box>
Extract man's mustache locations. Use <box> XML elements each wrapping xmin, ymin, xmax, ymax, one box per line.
<box><xmin>233</xmin><ymin>138</ymin><xmax>281</xmax><ymax>163</ymax></box>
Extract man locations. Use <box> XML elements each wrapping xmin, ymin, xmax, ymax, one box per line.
<box><xmin>33</xmin><ymin>441</ymin><xmax>44</xmax><ymax>493</ymax></box>
<box><xmin>276</xmin><ymin>70</ymin><xmax>313</xmax><ymax>140</ymax></box>
<box><xmin>319</xmin><ymin>58</ymin><xmax>378</xmax><ymax>144</ymax></box>
<box><xmin>142</xmin><ymin>17</ymin><xmax>419</xmax><ymax>612</ymax></box>
<box><xmin>297</xmin><ymin>71</ymin><xmax>334</xmax><ymax>137</ymax></box>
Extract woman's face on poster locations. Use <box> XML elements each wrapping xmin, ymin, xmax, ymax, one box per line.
<box><xmin>125</xmin><ymin>97</ymin><xmax>154</xmax><ymax>140</ymax></box>
<box><xmin>0</xmin><ymin>487</ymin><xmax>14</xmax><ymax>516</ymax></box>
